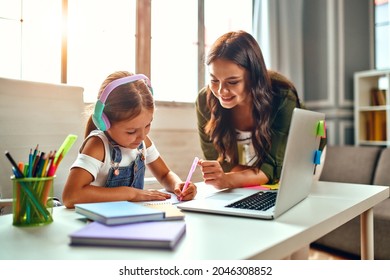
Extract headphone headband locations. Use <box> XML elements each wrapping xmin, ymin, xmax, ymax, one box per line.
<box><xmin>99</xmin><ymin>74</ymin><xmax>151</xmax><ymax>103</ymax></box>
<box><xmin>92</xmin><ymin>74</ymin><xmax>152</xmax><ymax>131</ymax></box>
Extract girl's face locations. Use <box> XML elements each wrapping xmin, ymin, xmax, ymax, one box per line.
<box><xmin>107</xmin><ymin>108</ymin><xmax>153</xmax><ymax>149</ymax></box>
<box><xmin>208</xmin><ymin>58</ymin><xmax>250</xmax><ymax>109</ymax></box>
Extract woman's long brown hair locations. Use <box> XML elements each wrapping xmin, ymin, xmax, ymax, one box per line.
<box><xmin>205</xmin><ymin>31</ymin><xmax>298</xmax><ymax>168</ymax></box>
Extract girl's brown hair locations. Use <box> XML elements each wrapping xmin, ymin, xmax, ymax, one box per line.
<box><xmin>85</xmin><ymin>71</ymin><xmax>154</xmax><ymax>138</ymax></box>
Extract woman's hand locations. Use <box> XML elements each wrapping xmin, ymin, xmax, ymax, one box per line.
<box><xmin>198</xmin><ymin>159</ymin><xmax>270</xmax><ymax>189</ymax></box>
<box><xmin>198</xmin><ymin>159</ymin><xmax>232</xmax><ymax>189</ymax></box>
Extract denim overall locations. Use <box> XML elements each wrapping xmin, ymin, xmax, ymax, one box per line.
<box><xmin>105</xmin><ymin>142</ymin><xmax>145</xmax><ymax>189</ymax></box>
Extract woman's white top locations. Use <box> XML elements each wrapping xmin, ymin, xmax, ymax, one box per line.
<box><xmin>236</xmin><ymin>129</ymin><xmax>257</xmax><ymax>166</ymax></box>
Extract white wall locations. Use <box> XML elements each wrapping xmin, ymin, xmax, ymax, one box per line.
<box><xmin>147</xmin><ymin>102</ymin><xmax>204</xmax><ymax>185</ymax></box>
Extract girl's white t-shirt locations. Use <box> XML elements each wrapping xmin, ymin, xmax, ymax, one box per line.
<box><xmin>71</xmin><ymin>130</ymin><xmax>160</xmax><ymax>186</ymax></box>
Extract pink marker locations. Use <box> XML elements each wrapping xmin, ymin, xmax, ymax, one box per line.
<box><xmin>180</xmin><ymin>157</ymin><xmax>199</xmax><ymax>200</ymax></box>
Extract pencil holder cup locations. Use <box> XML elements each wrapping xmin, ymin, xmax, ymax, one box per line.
<box><xmin>12</xmin><ymin>176</ymin><xmax>55</xmax><ymax>227</ymax></box>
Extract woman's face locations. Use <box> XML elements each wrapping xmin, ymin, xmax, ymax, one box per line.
<box><xmin>208</xmin><ymin>58</ymin><xmax>250</xmax><ymax>109</ymax></box>
<box><xmin>107</xmin><ymin>108</ymin><xmax>153</xmax><ymax>149</ymax></box>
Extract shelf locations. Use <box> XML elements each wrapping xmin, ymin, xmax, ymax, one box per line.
<box><xmin>354</xmin><ymin>70</ymin><xmax>390</xmax><ymax>147</ymax></box>
<box><xmin>356</xmin><ymin>140</ymin><xmax>390</xmax><ymax>147</ymax></box>
<box><xmin>358</xmin><ymin>105</ymin><xmax>390</xmax><ymax>111</ymax></box>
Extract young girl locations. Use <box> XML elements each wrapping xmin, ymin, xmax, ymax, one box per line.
<box><xmin>62</xmin><ymin>71</ymin><xmax>197</xmax><ymax>208</ymax></box>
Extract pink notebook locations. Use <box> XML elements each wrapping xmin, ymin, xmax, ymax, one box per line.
<box><xmin>70</xmin><ymin>220</ymin><xmax>186</xmax><ymax>250</ymax></box>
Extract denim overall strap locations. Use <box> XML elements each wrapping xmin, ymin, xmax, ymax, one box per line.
<box><xmin>130</xmin><ymin>143</ymin><xmax>146</xmax><ymax>189</ymax></box>
<box><xmin>105</xmin><ymin>142</ymin><xmax>145</xmax><ymax>189</ymax></box>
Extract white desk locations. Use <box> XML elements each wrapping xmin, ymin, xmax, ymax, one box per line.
<box><xmin>0</xmin><ymin>181</ymin><xmax>388</xmax><ymax>260</ymax></box>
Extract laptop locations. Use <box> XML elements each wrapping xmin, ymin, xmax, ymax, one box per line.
<box><xmin>178</xmin><ymin>108</ymin><xmax>325</xmax><ymax>219</ymax></box>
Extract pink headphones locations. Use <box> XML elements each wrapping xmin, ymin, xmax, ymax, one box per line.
<box><xmin>92</xmin><ymin>74</ymin><xmax>152</xmax><ymax>131</ymax></box>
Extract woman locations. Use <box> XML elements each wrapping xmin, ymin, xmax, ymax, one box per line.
<box><xmin>196</xmin><ymin>30</ymin><xmax>301</xmax><ymax>189</ymax></box>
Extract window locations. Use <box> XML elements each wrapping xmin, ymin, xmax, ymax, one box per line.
<box><xmin>204</xmin><ymin>0</ymin><xmax>253</xmax><ymax>46</ymax></box>
<box><xmin>0</xmin><ymin>0</ymin><xmax>62</xmax><ymax>83</ymax></box>
<box><xmin>1</xmin><ymin>0</ymin><xmax>252</xmax><ymax>103</ymax></box>
<box><xmin>150</xmin><ymin>0</ymin><xmax>198</xmax><ymax>103</ymax></box>
<box><xmin>374</xmin><ymin>0</ymin><xmax>390</xmax><ymax>69</ymax></box>
<box><xmin>151</xmin><ymin>0</ymin><xmax>252</xmax><ymax>102</ymax></box>
<box><xmin>67</xmin><ymin>0</ymin><xmax>136</xmax><ymax>103</ymax></box>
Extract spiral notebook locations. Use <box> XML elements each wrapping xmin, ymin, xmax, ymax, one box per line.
<box><xmin>142</xmin><ymin>202</ymin><xmax>185</xmax><ymax>220</ymax></box>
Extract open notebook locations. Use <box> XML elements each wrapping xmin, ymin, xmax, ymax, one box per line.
<box><xmin>178</xmin><ymin>108</ymin><xmax>325</xmax><ymax>219</ymax></box>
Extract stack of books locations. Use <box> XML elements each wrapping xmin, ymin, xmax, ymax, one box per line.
<box><xmin>69</xmin><ymin>200</ymin><xmax>186</xmax><ymax>250</ymax></box>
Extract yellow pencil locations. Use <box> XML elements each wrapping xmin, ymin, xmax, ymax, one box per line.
<box><xmin>40</xmin><ymin>153</ymin><xmax>50</xmax><ymax>178</ymax></box>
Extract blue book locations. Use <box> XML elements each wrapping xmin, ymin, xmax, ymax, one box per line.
<box><xmin>69</xmin><ymin>220</ymin><xmax>186</xmax><ymax>250</ymax></box>
<box><xmin>75</xmin><ymin>201</ymin><xmax>165</xmax><ymax>225</ymax></box>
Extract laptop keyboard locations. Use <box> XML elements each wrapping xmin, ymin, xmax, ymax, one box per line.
<box><xmin>226</xmin><ymin>191</ymin><xmax>277</xmax><ymax>211</ymax></box>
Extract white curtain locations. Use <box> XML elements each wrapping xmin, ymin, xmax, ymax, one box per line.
<box><xmin>253</xmin><ymin>0</ymin><xmax>305</xmax><ymax>99</ymax></box>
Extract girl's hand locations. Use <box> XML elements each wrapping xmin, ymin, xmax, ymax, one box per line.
<box><xmin>198</xmin><ymin>159</ymin><xmax>231</xmax><ymax>189</ymax></box>
<box><xmin>174</xmin><ymin>182</ymin><xmax>197</xmax><ymax>201</ymax></box>
<box><xmin>131</xmin><ymin>188</ymin><xmax>171</xmax><ymax>202</ymax></box>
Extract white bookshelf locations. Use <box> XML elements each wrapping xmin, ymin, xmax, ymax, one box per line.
<box><xmin>354</xmin><ymin>69</ymin><xmax>390</xmax><ymax>146</ymax></box>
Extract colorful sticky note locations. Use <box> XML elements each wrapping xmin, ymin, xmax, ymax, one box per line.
<box><xmin>317</xmin><ymin>120</ymin><xmax>326</xmax><ymax>138</ymax></box>
<box><xmin>245</xmin><ymin>183</ymin><xmax>280</xmax><ymax>190</ymax></box>
<box><xmin>313</xmin><ymin>150</ymin><xmax>322</xmax><ymax>165</ymax></box>
<box><xmin>244</xmin><ymin>185</ymin><xmax>271</xmax><ymax>191</ymax></box>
